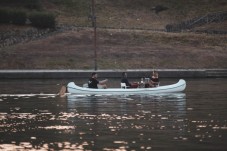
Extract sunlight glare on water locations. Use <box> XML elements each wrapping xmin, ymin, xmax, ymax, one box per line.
<box><xmin>0</xmin><ymin>79</ymin><xmax>227</xmax><ymax>150</ymax></box>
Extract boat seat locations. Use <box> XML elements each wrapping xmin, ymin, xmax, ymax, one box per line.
<box><xmin>121</xmin><ymin>83</ymin><xmax>129</xmax><ymax>89</ymax></box>
<box><xmin>83</xmin><ymin>83</ymin><xmax>88</xmax><ymax>88</ymax></box>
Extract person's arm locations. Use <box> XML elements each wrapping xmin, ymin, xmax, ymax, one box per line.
<box><xmin>99</xmin><ymin>79</ymin><xmax>108</xmax><ymax>84</ymax></box>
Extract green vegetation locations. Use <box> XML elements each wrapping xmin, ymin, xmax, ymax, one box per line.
<box><xmin>0</xmin><ymin>8</ymin><xmax>26</xmax><ymax>25</ymax></box>
<box><xmin>0</xmin><ymin>0</ymin><xmax>41</xmax><ymax>10</ymax></box>
<box><xmin>29</xmin><ymin>12</ymin><xmax>56</xmax><ymax>28</ymax></box>
<box><xmin>0</xmin><ymin>0</ymin><xmax>55</xmax><ymax>28</ymax></box>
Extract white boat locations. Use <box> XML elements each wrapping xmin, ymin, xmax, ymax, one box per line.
<box><xmin>67</xmin><ymin>79</ymin><xmax>186</xmax><ymax>95</ymax></box>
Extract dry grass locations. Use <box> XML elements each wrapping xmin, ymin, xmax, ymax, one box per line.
<box><xmin>47</xmin><ymin>0</ymin><xmax>227</xmax><ymax>30</ymax></box>
<box><xmin>1</xmin><ymin>28</ymin><xmax>227</xmax><ymax>69</ymax></box>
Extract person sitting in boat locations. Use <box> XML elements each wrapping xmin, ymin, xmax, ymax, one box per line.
<box><xmin>149</xmin><ymin>70</ymin><xmax>159</xmax><ymax>87</ymax></box>
<box><xmin>121</xmin><ymin>72</ymin><xmax>139</xmax><ymax>88</ymax></box>
<box><xmin>121</xmin><ymin>72</ymin><xmax>132</xmax><ymax>88</ymax></box>
<box><xmin>88</xmin><ymin>72</ymin><xmax>108</xmax><ymax>89</ymax></box>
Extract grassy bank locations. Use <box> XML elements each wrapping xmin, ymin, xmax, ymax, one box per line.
<box><xmin>0</xmin><ymin>0</ymin><xmax>227</xmax><ymax>69</ymax></box>
<box><xmin>1</xmin><ymin>28</ymin><xmax>227</xmax><ymax>69</ymax></box>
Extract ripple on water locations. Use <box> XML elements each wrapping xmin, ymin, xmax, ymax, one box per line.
<box><xmin>0</xmin><ymin>80</ymin><xmax>227</xmax><ymax>151</ymax></box>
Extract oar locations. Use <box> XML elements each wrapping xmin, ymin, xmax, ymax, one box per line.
<box><xmin>58</xmin><ymin>85</ymin><xmax>67</xmax><ymax>97</ymax></box>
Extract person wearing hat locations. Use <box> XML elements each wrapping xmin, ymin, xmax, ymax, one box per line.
<box><xmin>88</xmin><ymin>72</ymin><xmax>108</xmax><ymax>89</ymax></box>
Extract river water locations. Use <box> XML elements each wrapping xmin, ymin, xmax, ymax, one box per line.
<box><xmin>0</xmin><ymin>78</ymin><xmax>227</xmax><ymax>151</ymax></box>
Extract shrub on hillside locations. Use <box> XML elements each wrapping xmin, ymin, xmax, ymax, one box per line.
<box><xmin>10</xmin><ymin>10</ymin><xmax>27</xmax><ymax>25</ymax></box>
<box><xmin>0</xmin><ymin>8</ymin><xmax>26</xmax><ymax>25</ymax></box>
<box><xmin>0</xmin><ymin>0</ymin><xmax>41</xmax><ymax>10</ymax></box>
<box><xmin>0</xmin><ymin>8</ymin><xmax>10</xmax><ymax>23</ymax></box>
<box><xmin>29</xmin><ymin>12</ymin><xmax>56</xmax><ymax>28</ymax></box>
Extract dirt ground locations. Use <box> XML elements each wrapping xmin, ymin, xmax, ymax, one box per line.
<box><xmin>0</xmin><ymin>27</ymin><xmax>227</xmax><ymax>69</ymax></box>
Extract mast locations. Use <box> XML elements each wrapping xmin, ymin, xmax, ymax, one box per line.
<box><xmin>91</xmin><ymin>0</ymin><xmax>97</xmax><ymax>70</ymax></box>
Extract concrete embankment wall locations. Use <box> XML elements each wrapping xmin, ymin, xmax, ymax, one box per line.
<box><xmin>0</xmin><ymin>69</ymin><xmax>227</xmax><ymax>79</ymax></box>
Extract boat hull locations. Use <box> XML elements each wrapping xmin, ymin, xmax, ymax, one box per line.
<box><xmin>67</xmin><ymin>79</ymin><xmax>186</xmax><ymax>95</ymax></box>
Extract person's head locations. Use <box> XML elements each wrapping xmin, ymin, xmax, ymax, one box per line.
<box><xmin>153</xmin><ymin>71</ymin><xmax>158</xmax><ymax>77</ymax></box>
<box><xmin>91</xmin><ymin>72</ymin><xmax>97</xmax><ymax>78</ymax></box>
<box><xmin>122</xmin><ymin>72</ymin><xmax>127</xmax><ymax>78</ymax></box>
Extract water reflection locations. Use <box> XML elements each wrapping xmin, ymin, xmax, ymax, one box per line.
<box><xmin>0</xmin><ymin>79</ymin><xmax>227</xmax><ymax>150</ymax></box>
<box><xmin>0</xmin><ymin>93</ymin><xmax>187</xmax><ymax>150</ymax></box>
<box><xmin>65</xmin><ymin>93</ymin><xmax>188</xmax><ymax>150</ymax></box>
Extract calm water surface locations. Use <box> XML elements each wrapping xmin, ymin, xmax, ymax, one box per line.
<box><xmin>0</xmin><ymin>78</ymin><xmax>227</xmax><ymax>150</ymax></box>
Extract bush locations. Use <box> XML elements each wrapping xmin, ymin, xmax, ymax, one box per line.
<box><xmin>0</xmin><ymin>0</ymin><xmax>41</xmax><ymax>10</ymax></box>
<box><xmin>0</xmin><ymin>8</ymin><xmax>10</xmax><ymax>23</ymax></box>
<box><xmin>29</xmin><ymin>12</ymin><xmax>56</xmax><ymax>28</ymax></box>
<box><xmin>0</xmin><ymin>8</ymin><xmax>26</xmax><ymax>25</ymax></box>
<box><xmin>10</xmin><ymin>10</ymin><xmax>27</xmax><ymax>25</ymax></box>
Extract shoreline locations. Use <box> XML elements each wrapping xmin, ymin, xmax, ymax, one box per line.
<box><xmin>0</xmin><ymin>69</ymin><xmax>227</xmax><ymax>79</ymax></box>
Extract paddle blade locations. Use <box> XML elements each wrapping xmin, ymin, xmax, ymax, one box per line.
<box><xmin>59</xmin><ymin>86</ymin><xmax>67</xmax><ymax>97</ymax></box>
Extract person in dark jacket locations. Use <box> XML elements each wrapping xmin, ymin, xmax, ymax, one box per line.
<box><xmin>121</xmin><ymin>72</ymin><xmax>131</xmax><ymax>88</ymax></box>
<box><xmin>88</xmin><ymin>72</ymin><xmax>108</xmax><ymax>89</ymax></box>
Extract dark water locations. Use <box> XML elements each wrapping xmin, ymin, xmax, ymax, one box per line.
<box><xmin>0</xmin><ymin>78</ymin><xmax>227</xmax><ymax>150</ymax></box>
